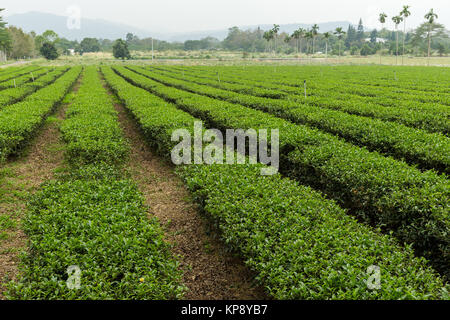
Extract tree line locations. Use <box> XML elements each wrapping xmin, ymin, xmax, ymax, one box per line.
<box><xmin>0</xmin><ymin>6</ymin><xmax>448</xmax><ymax>61</ymax></box>
<box><xmin>227</xmin><ymin>7</ymin><xmax>448</xmax><ymax>63</ymax></box>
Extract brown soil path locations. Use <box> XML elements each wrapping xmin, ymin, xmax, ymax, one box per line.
<box><xmin>0</xmin><ymin>60</ymin><xmax>33</xmax><ymax>69</ymax></box>
<box><xmin>0</xmin><ymin>78</ymin><xmax>81</xmax><ymax>300</ymax></box>
<box><xmin>107</xmin><ymin>85</ymin><xmax>267</xmax><ymax>300</ymax></box>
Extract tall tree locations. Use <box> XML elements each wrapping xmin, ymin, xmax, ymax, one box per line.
<box><xmin>42</xmin><ymin>30</ymin><xmax>59</xmax><ymax>43</ymax></box>
<box><xmin>263</xmin><ymin>30</ymin><xmax>274</xmax><ymax>52</ymax></box>
<box><xmin>271</xmin><ymin>24</ymin><xmax>280</xmax><ymax>52</ymax></box>
<box><xmin>379</xmin><ymin>13</ymin><xmax>388</xmax><ymax>64</ymax></box>
<box><xmin>334</xmin><ymin>27</ymin><xmax>346</xmax><ymax>58</ymax></box>
<box><xmin>7</xmin><ymin>26</ymin><xmax>35</xmax><ymax>59</ymax></box>
<box><xmin>80</xmin><ymin>37</ymin><xmax>101</xmax><ymax>53</ymax></box>
<box><xmin>284</xmin><ymin>35</ymin><xmax>291</xmax><ymax>46</ymax></box>
<box><xmin>345</xmin><ymin>24</ymin><xmax>356</xmax><ymax>48</ymax></box>
<box><xmin>40</xmin><ymin>42</ymin><xmax>59</xmax><ymax>60</ymax></box>
<box><xmin>411</xmin><ymin>22</ymin><xmax>447</xmax><ymax>56</ymax></box>
<box><xmin>379</xmin><ymin>13</ymin><xmax>388</xmax><ymax>30</ymax></box>
<box><xmin>425</xmin><ymin>8</ymin><xmax>438</xmax><ymax>65</ymax></box>
<box><xmin>297</xmin><ymin>28</ymin><xmax>306</xmax><ymax>54</ymax></box>
<box><xmin>256</xmin><ymin>26</ymin><xmax>263</xmax><ymax>40</ymax></box>
<box><xmin>291</xmin><ymin>30</ymin><xmax>301</xmax><ymax>53</ymax></box>
<box><xmin>33</xmin><ymin>30</ymin><xmax>60</xmax><ymax>58</ymax></box>
<box><xmin>222</xmin><ymin>26</ymin><xmax>265</xmax><ymax>52</ymax></box>
<box><xmin>311</xmin><ymin>24</ymin><xmax>319</xmax><ymax>54</ymax></box>
<box><xmin>370</xmin><ymin>29</ymin><xmax>378</xmax><ymax>43</ymax></box>
<box><xmin>112</xmin><ymin>39</ymin><xmax>131</xmax><ymax>60</ymax></box>
<box><xmin>356</xmin><ymin>18</ymin><xmax>365</xmax><ymax>43</ymax></box>
<box><xmin>33</xmin><ymin>35</ymin><xmax>45</xmax><ymax>52</ymax></box>
<box><xmin>126</xmin><ymin>33</ymin><xmax>134</xmax><ymax>44</ymax></box>
<box><xmin>323</xmin><ymin>32</ymin><xmax>331</xmax><ymax>58</ymax></box>
<box><xmin>400</xmin><ymin>5</ymin><xmax>411</xmax><ymax>65</ymax></box>
<box><xmin>392</xmin><ymin>15</ymin><xmax>404</xmax><ymax>64</ymax></box>
<box><xmin>0</xmin><ymin>8</ymin><xmax>11</xmax><ymax>60</ymax></box>
<box><xmin>305</xmin><ymin>30</ymin><xmax>313</xmax><ymax>55</ymax></box>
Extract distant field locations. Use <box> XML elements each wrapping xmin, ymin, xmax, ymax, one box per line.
<box><xmin>28</xmin><ymin>51</ymin><xmax>450</xmax><ymax>67</ymax></box>
<box><xmin>0</xmin><ymin>64</ymin><xmax>448</xmax><ymax>300</ymax></box>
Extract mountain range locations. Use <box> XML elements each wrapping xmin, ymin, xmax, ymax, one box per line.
<box><xmin>6</xmin><ymin>11</ymin><xmax>354</xmax><ymax>42</ymax></box>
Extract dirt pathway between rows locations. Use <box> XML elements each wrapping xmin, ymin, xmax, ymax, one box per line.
<box><xmin>0</xmin><ymin>79</ymin><xmax>81</xmax><ymax>300</ymax></box>
<box><xmin>109</xmin><ymin>90</ymin><xmax>266</xmax><ymax>300</ymax></box>
<box><xmin>0</xmin><ymin>60</ymin><xmax>33</xmax><ymax>69</ymax></box>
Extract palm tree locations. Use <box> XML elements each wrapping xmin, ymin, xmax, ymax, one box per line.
<box><xmin>291</xmin><ymin>30</ymin><xmax>298</xmax><ymax>53</ymax></box>
<box><xmin>379</xmin><ymin>13</ymin><xmax>388</xmax><ymax>29</ymax></box>
<box><xmin>425</xmin><ymin>9</ymin><xmax>438</xmax><ymax>66</ymax></box>
<box><xmin>311</xmin><ymin>24</ymin><xmax>320</xmax><ymax>55</ymax></box>
<box><xmin>334</xmin><ymin>27</ymin><xmax>346</xmax><ymax>59</ymax></box>
<box><xmin>263</xmin><ymin>30</ymin><xmax>274</xmax><ymax>52</ymax></box>
<box><xmin>305</xmin><ymin>30</ymin><xmax>313</xmax><ymax>55</ymax></box>
<box><xmin>291</xmin><ymin>30</ymin><xmax>301</xmax><ymax>53</ymax></box>
<box><xmin>272</xmin><ymin>24</ymin><xmax>280</xmax><ymax>34</ymax></box>
<box><xmin>297</xmin><ymin>28</ymin><xmax>306</xmax><ymax>54</ymax></box>
<box><xmin>392</xmin><ymin>15</ymin><xmax>404</xmax><ymax>65</ymax></box>
<box><xmin>272</xmin><ymin>24</ymin><xmax>280</xmax><ymax>52</ymax></box>
<box><xmin>284</xmin><ymin>35</ymin><xmax>292</xmax><ymax>48</ymax></box>
<box><xmin>323</xmin><ymin>32</ymin><xmax>331</xmax><ymax>59</ymax></box>
<box><xmin>400</xmin><ymin>5</ymin><xmax>411</xmax><ymax>65</ymax></box>
<box><xmin>379</xmin><ymin>13</ymin><xmax>388</xmax><ymax>64</ymax></box>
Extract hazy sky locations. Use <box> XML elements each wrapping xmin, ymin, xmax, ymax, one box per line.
<box><xmin>3</xmin><ymin>0</ymin><xmax>450</xmax><ymax>33</ymax></box>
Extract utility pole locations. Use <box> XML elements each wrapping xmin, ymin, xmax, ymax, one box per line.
<box><xmin>152</xmin><ymin>37</ymin><xmax>154</xmax><ymax>63</ymax></box>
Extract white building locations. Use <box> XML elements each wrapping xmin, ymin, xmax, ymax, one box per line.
<box><xmin>364</xmin><ymin>38</ymin><xmax>387</xmax><ymax>44</ymax></box>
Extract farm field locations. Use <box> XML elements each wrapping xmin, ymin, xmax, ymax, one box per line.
<box><xmin>39</xmin><ymin>51</ymin><xmax>450</xmax><ymax>67</ymax></box>
<box><xmin>0</xmin><ymin>64</ymin><xmax>448</xmax><ymax>300</ymax></box>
